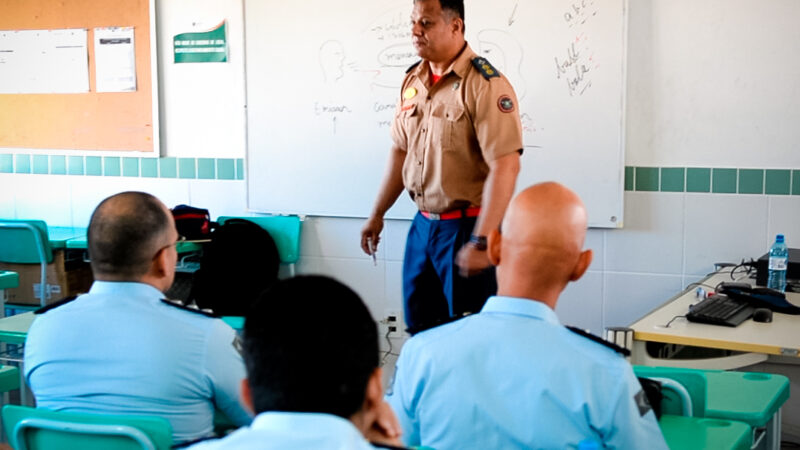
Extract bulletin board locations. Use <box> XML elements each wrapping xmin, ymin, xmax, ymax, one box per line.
<box><xmin>0</xmin><ymin>0</ymin><xmax>158</xmax><ymax>153</ymax></box>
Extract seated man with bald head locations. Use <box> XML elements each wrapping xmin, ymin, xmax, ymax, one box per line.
<box><xmin>24</xmin><ymin>192</ymin><xmax>251</xmax><ymax>445</ymax></box>
<box><xmin>386</xmin><ymin>182</ymin><xmax>667</xmax><ymax>449</ymax></box>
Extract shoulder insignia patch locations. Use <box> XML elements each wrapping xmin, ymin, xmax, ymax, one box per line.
<box><xmin>406</xmin><ymin>60</ymin><xmax>422</xmax><ymax>74</ymax></box>
<box><xmin>161</xmin><ymin>299</ymin><xmax>219</xmax><ymax>318</ymax></box>
<box><xmin>35</xmin><ymin>296</ymin><xmax>78</xmax><ymax>315</ymax></box>
<box><xmin>567</xmin><ymin>326</ymin><xmax>631</xmax><ymax>357</ymax></box>
<box><xmin>471</xmin><ymin>57</ymin><xmax>500</xmax><ymax>80</ymax></box>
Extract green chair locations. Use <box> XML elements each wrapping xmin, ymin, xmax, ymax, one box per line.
<box><xmin>0</xmin><ymin>220</ymin><xmax>54</xmax><ymax>309</ymax></box>
<box><xmin>635</xmin><ymin>366</ymin><xmax>789</xmax><ymax>450</ymax></box>
<box><xmin>2</xmin><ymin>405</ymin><xmax>173</xmax><ymax>450</ymax></box>
<box><xmin>217</xmin><ymin>215</ymin><xmax>302</xmax><ymax>275</ymax></box>
<box><xmin>658</xmin><ymin>415</ymin><xmax>752</xmax><ymax>450</ymax></box>
<box><xmin>704</xmin><ymin>371</ymin><xmax>789</xmax><ymax>450</ymax></box>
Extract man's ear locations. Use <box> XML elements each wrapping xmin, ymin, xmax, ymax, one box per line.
<box><xmin>569</xmin><ymin>249</ymin><xmax>593</xmax><ymax>282</ymax></box>
<box><xmin>452</xmin><ymin>17</ymin><xmax>464</xmax><ymax>34</ymax></box>
<box><xmin>487</xmin><ymin>228</ymin><xmax>502</xmax><ymax>266</ymax></box>
<box><xmin>365</xmin><ymin>367</ymin><xmax>384</xmax><ymax>408</ymax></box>
<box><xmin>240</xmin><ymin>378</ymin><xmax>254</xmax><ymax>413</ymax></box>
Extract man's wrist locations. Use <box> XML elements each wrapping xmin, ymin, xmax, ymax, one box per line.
<box><xmin>468</xmin><ymin>234</ymin><xmax>488</xmax><ymax>251</ymax></box>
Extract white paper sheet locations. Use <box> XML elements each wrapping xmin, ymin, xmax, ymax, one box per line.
<box><xmin>94</xmin><ymin>27</ymin><xmax>137</xmax><ymax>92</ymax></box>
<box><xmin>0</xmin><ymin>29</ymin><xmax>89</xmax><ymax>94</ymax></box>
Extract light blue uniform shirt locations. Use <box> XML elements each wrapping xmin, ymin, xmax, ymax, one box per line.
<box><xmin>387</xmin><ymin>296</ymin><xmax>668</xmax><ymax>450</ymax></box>
<box><xmin>187</xmin><ymin>411</ymin><xmax>377</xmax><ymax>450</ymax></box>
<box><xmin>24</xmin><ymin>281</ymin><xmax>252</xmax><ymax>444</ymax></box>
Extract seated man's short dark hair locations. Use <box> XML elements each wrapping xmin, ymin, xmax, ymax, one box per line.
<box><xmin>243</xmin><ymin>275</ymin><xmax>379</xmax><ymax>418</ymax></box>
<box><xmin>87</xmin><ymin>191</ymin><xmax>171</xmax><ymax>278</ymax></box>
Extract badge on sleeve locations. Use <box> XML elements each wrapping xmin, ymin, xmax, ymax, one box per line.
<box><xmin>634</xmin><ymin>389</ymin><xmax>652</xmax><ymax>416</ymax></box>
<box><xmin>403</xmin><ymin>87</ymin><xmax>417</xmax><ymax>100</ymax></box>
<box><xmin>498</xmin><ymin>95</ymin><xmax>515</xmax><ymax>113</ymax></box>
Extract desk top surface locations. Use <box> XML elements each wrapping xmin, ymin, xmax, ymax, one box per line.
<box><xmin>0</xmin><ymin>271</ymin><xmax>19</xmax><ymax>290</ymax></box>
<box><xmin>47</xmin><ymin>227</ymin><xmax>86</xmax><ymax>249</ymax></box>
<box><xmin>66</xmin><ymin>235</ymin><xmax>203</xmax><ymax>254</ymax></box>
<box><xmin>0</xmin><ymin>312</ymin><xmax>35</xmax><ymax>344</ymax></box>
<box><xmin>629</xmin><ymin>270</ymin><xmax>800</xmax><ymax>357</ymax></box>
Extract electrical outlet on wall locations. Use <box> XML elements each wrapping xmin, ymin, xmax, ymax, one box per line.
<box><xmin>379</xmin><ymin>310</ymin><xmax>402</xmax><ymax>339</ymax></box>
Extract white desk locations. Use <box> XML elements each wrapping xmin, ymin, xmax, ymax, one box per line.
<box><xmin>629</xmin><ymin>270</ymin><xmax>800</xmax><ymax>370</ymax></box>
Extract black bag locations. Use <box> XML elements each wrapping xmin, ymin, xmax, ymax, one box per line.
<box><xmin>172</xmin><ymin>205</ymin><xmax>212</xmax><ymax>240</ymax></box>
<box><xmin>188</xmin><ymin>219</ymin><xmax>280</xmax><ymax>316</ymax></box>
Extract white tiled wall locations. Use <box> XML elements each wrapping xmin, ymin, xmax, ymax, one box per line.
<box><xmin>3</xmin><ymin>172</ymin><xmax>798</xmax><ymax>336</ymax></box>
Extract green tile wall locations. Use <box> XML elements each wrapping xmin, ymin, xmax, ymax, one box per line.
<box><xmin>660</xmin><ymin>168</ymin><xmax>685</xmax><ymax>192</ymax></box>
<box><xmin>50</xmin><ymin>156</ymin><xmax>67</xmax><ymax>175</ymax></box>
<box><xmin>738</xmin><ymin>169</ymin><xmax>763</xmax><ymax>194</ymax></box>
<box><xmin>3</xmin><ymin>155</ymin><xmax>797</xmax><ymax>195</ymax></box>
<box><xmin>712</xmin><ymin>169</ymin><xmax>737</xmax><ymax>194</ymax></box>
<box><xmin>635</xmin><ymin>167</ymin><xmax>659</xmax><ymax>192</ymax></box>
<box><xmin>686</xmin><ymin>168</ymin><xmax>711</xmax><ymax>193</ymax></box>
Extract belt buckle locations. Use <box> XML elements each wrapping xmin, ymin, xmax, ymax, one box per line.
<box><xmin>428</xmin><ymin>212</ymin><xmax>441</xmax><ymax>220</ymax></box>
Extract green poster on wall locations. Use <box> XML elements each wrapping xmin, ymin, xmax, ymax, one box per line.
<box><xmin>174</xmin><ymin>21</ymin><xmax>227</xmax><ymax>63</ymax></box>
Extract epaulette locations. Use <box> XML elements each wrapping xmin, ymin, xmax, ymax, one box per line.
<box><xmin>405</xmin><ymin>60</ymin><xmax>422</xmax><ymax>73</ymax></box>
<box><xmin>35</xmin><ymin>296</ymin><xmax>78</xmax><ymax>315</ymax></box>
<box><xmin>160</xmin><ymin>299</ymin><xmax>218</xmax><ymax>318</ymax></box>
<box><xmin>567</xmin><ymin>326</ymin><xmax>631</xmax><ymax>357</ymax></box>
<box><xmin>406</xmin><ymin>312</ymin><xmax>472</xmax><ymax>336</ymax></box>
<box><xmin>471</xmin><ymin>57</ymin><xmax>500</xmax><ymax>80</ymax></box>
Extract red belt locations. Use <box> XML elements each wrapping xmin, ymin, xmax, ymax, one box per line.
<box><xmin>421</xmin><ymin>207</ymin><xmax>481</xmax><ymax>220</ymax></box>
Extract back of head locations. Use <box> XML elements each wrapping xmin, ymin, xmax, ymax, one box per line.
<box><xmin>88</xmin><ymin>191</ymin><xmax>172</xmax><ymax>279</ymax></box>
<box><xmin>243</xmin><ymin>275</ymin><xmax>379</xmax><ymax>418</ymax></box>
<box><xmin>495</xmin><ymin>182</ymin><xmax>590</xmax><ymax>300</ymax></box>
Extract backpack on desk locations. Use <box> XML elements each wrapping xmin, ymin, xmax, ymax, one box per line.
<box><xmin>188</xmin><ymin>219</ymin><xmax>280</xmax><ymax>316</ymax></box>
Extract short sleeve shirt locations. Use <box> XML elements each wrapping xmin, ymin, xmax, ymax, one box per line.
<box><xmin>391</xmin><ymin>43</ymin><xmax>524</xmax><ymax>213</ymax></box>
<box><xmin>386</xmin><ymin>296</ymin><xmax>668</xmax><ymax>449</ymax></box>
<box><xmin>24</xmin><ymin>281</ymin><xmax>252</xmax><ymax>444</ymax></box>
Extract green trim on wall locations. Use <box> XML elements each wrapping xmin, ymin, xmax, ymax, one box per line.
<box><xmin>627</xmin><ymin>166</ymin><xmax>800</xmax><ymax>195</ymax></box>
<box><xmin>2</xmin><ymin>156</ymin><xmax>798</xmax><ymax>196</ymax></box>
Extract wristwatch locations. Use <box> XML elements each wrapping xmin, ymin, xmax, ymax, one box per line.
<box><xmin>468</xmin><ymin>234</ymin><xmax>488</xmax><ymax>251</ymax></box>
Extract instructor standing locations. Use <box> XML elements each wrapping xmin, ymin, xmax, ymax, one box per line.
<box><xmin>361</xmin><ymin>0</ymin><xmax>523</xmax><ymax>333</ymax></box>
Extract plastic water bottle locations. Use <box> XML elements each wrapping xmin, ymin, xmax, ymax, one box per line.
<box><xmin>767</xmin><ymin>234</ymin><xmax>788</xmax><ymax>292</ymax></box>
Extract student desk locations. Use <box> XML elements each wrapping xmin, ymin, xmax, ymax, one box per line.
<box><xmin>0</xmin><ymin>312</ymin><xmax>35</xmax><ymax>406</ymax></box>
<box><xmin>66</xmin><ymin>235</ymin><xmax>204</xmax><ymax>272</ymax></box>
<box><xmin>629</xmin><ymin>269</ymin><xmax>798</xmax><ymax>448</ymax></box>
<box><xmin>629</xmin><ymin>269</ymin><xmax>800</xmax><ymax>370</ymax></box>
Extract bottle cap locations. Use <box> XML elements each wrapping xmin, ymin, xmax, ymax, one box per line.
<box><xmin>777</xmin><ymin>234</ymin><xmax>785</xmax><ymax>243</ymax></box>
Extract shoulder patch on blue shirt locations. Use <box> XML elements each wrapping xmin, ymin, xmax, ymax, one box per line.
<box><xmin>471</xmin><ymin>57</ymin><xmax>500</xmax><ymax>80</ymax></box>
<box><xmin>35</xmin><ymin>296</ymin><xmax>78</xmax><ymax>314</ymax></box>
<box><xmin>160</xmin><ymin>299</ymin><xmax>219</xmax><ymax>318</ymax></box>
<box><xmin>406</xmin><ymin>60</ymin><xmax>422</xmax><ymax>73</ymax></box>
<box><xmin>566</xmin><ymin>326</ymin><xmax>631</xmax><ymax>357</ymax></box>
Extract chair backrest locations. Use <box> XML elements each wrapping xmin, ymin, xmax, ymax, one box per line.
<box><xmin>634</xmin><ymin>366</ymin><xmax>709</xmax><ymax>417</ymax></box>
<box><xmin>217</xmin><ymin>215</ymin><xmax>302</xmax><ymax>264</ymax></box>
<box><xmin>0</xmin><ymin>220</ymin><xmax>54</xmax><ymax>307</ymax></box>
<box><xmin>0</xmin><ymin>221</ymin><xmax>53</xmax><ymax>265</ymax></box>
<box><xmin>2</xmin><ymin>405</ymin><xmax>173</xmax><ymax>450</ymax></box>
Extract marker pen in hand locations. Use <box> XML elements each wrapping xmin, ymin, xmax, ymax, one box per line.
<box><xmin>368</xmin><ymin>238</ymin><xmax>377</xmax><ymax>266</ymax></box>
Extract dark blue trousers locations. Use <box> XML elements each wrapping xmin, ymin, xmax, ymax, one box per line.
<box><xmin>402</xmin><ymin>212</ymin><xmax>497</xmax><ymax>334</ymax></box>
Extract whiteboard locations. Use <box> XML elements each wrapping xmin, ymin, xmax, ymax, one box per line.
<box><xmin>245</xmin><ymin>0</ymin><xmax>627</xmax><ymax>228</ymax></box>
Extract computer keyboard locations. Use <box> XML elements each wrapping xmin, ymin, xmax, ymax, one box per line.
<box><xmin>686</xmin><ymin>295</ymin><xmax>755</xmax><ymax>327</ymax></box>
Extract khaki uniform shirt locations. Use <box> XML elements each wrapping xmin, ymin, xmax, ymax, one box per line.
<box><xmin>391</xmin><ymin>43</ymin><xmax>523</xmax><ymax>214</ymax></box>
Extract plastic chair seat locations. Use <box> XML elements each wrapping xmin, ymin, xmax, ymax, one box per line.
<box><xmin>704</xmin><ymin>371</ymin><xmax>789</xmax><ymax>428</ymax></box>
<box><xmin>0</xmin><ymin>365</ymin><xmax>20</xmax><ymax>393</ymax></box>
<box><xmin>659</xmin><ymin>415</ymin><xmax>751</xmax><ymax>450</ymax></box>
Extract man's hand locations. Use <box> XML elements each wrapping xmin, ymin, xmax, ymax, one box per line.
<box><xmin>364</xmin><ymin>400</ymin><xmax>403</xmax><ymax>446</ymax></box>
<box><xmin>360</xmin><ymin>216</ymin><xmax>384</xmax><ymax>255</ymax></box>
<box><xmin>456</xmin><ymin>243</ymin><xmax>491</xmax><ymax>277</ymax></box>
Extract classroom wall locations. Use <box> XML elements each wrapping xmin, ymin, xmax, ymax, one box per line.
<box><xmin>1</xmin><ymin>0</ymin><xmax>800</xmax><ymax>339</ymax></box>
